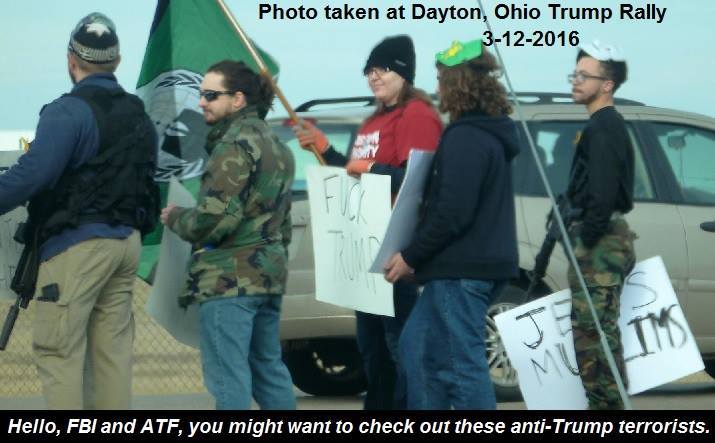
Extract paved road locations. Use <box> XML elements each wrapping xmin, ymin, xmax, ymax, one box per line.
<box><xmin>2</xmin><ymin>381</ymin><xmax>713</xmax><ymax>410</ymax></box>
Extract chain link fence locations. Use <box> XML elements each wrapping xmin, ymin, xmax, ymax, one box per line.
<box><xmin>0</xmin><ymin>279</ymin><xmax>204</xmax><ymax>398</ymax></box>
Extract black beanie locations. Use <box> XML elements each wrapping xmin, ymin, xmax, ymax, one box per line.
<box><xmin>68</xmin><ymin>12</ymin><xmax>119</xmax><ymax>64</ymax></box>
<box><xmin>363</xmin><ymin>35</ymin><xmax>416</xmax><ymax>84</ymax></box>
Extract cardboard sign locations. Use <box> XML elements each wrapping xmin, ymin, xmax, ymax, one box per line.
<box><xmin>495</xmin><ymin>256</ymin><xmax>704</xmax><ymax>409</ymax></box>
<box><xmin>145</xmin><ymin>178</ymin><xmax>200</xmax><ymax>348</ymax></box>
<box><xmin>370</xmin><ymin>149</ymin><xmax>434</xmax><ymax>273</ymax></box>
<box><xmin>306</xmin><ymin>165</ymin><xmax>393</xmax><ymax>316</ymax></box>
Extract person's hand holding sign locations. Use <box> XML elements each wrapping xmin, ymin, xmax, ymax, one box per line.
<box><xmin>384</xmin><ymin>252</ymin><xmax>414</xmax><ymax>283</ymax></box>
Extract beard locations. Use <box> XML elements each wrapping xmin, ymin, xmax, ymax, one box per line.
<box><xmin>203</xmin><ymin>113</ymin><xmax>217</xmax><ymax>126</ymax></box>
<box><xmin>572</xmin><ymin>88</ymin><xmax>598</xmax><ymax>106</ymax></box>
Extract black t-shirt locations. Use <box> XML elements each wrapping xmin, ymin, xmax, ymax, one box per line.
<box><xmin>566</xmin><ymin>106</ymin><xmax>635</xmax><ymax>247</ymax></box>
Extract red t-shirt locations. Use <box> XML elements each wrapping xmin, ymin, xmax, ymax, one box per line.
<box><xmin>349</xmin><ymin>99</ymin><xmax>442</xmax><ymax>166</ymax></box>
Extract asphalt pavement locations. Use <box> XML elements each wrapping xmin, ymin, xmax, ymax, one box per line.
<box><xmin>2</xmin><ymin>381</ymin><xmax>713</xmax><ymax>410</ymax></box>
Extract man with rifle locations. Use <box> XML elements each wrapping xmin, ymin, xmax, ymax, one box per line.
<box><xmin>0</xmin><ymin>222</ymin><xmax>40</xmax><ymax>352</ymax></box>
<box><xmin>0</xmin><ymin>13</ymin><xmax>158</xmax><ymax>409</ymax></box>
<box><xmin>525</xmin><ymin>195</ymin><xmax>581</xmax><ymax>300</ymax></box>
<box><xmin>563</xmin><ymin>40</ymin><xmax>637</xmax><ymax>409</ymax></box>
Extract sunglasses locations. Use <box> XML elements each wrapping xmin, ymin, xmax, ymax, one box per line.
<box><xmin>199</xmin><ymin>90</ymin><xmax>238</xmax><ymax>102</ymax></box>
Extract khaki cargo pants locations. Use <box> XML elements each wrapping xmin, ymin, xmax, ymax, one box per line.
<box><xmin>32</xmin><ymin>231</ymin><xmax>140</xmax><ymax>410</ymax></box>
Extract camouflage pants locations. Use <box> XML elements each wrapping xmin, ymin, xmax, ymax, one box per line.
<box><xmin>567</xmin><ymin>216</ymin><xmax>636</xmax><ymax>410</ymax></box>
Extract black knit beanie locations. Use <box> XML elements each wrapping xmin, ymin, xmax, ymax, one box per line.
<box><xmin>68</xmin><ymin>12</ymin><xmax>119</xmax><ymax>64</ymax></box>
<box><xmin>363</xmin><ymin>35</ymin><xmax>416</xmax><ymax>84</ymax></box>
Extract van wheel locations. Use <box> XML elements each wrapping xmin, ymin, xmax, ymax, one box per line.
<box><xmin>283</xmin><ymin>338</ymin><xmax>367</xmax><ymax>396</ymax></box>
<box><xmin>486</xmin><ymin>282</ymin><xmax>529</xmax><ymax>402</ymax></box>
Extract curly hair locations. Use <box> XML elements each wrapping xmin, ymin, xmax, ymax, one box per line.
<box><xmin>437</xmin><ymin>46</ymin><xmax>512</xmax><ymax>121</ymax></box>
<box><xmin>207</xmin><ymin>60</ymin><xmax>275</xmax><ymax>119</ymax></box>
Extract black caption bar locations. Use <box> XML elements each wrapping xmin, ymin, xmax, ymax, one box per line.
<box><xmin>1</xmin><ymin>410</ymin><xmax>713</xmax><ymax>441</ymax></box>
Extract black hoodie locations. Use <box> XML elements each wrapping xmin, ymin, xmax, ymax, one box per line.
<box><xmin>402</xmin><ymin>112</ymin><xmax>520</xmax><ymax>283</ymax></box>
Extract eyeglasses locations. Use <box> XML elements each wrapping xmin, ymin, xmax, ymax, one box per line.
<box><xmin>568</xmin><ymin>72</ymin><xmax>608</xmax><ymax>84</ymax></box>
<box><xmin>364</xmin><ymin>67</ymin><xmax>392</xmax><ymax>78</ymax></box>
<box><xmin>199</xmin><ymin>90</ymin><xmax>237</xmax><ymax>102</ymax></box>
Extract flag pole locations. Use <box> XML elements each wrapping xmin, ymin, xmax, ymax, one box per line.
<box><xmin>215</xmin><ymin>0</ymin><xmax>327</xmax><ymax>165</ymax></box>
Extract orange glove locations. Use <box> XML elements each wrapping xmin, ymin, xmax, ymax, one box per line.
<box><xmin>292</xmin><ymin>120</ymin><xmax>329</xmax><ymax>154</ymax></box>
<box><xmin>346</xmin><ymin>159</ymin><xmax>375</xmax><ymax>177</ymax></box>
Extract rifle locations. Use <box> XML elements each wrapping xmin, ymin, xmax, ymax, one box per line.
<box><xmin>524</xmin><ymin>195</ymin><xmax>582</xmax><ymax>301</ymax></box>
<box><xmin>0</xmin><ymin>222</ymin><xmax>40</xmax><ymax>351</ymax></box>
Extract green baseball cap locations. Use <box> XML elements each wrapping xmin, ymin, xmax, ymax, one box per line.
<box><xmin>436</xmin><ymin>39</ymin><xmax>483</xmax><ymax>67</ymax></box>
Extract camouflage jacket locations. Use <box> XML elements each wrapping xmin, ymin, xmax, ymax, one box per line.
<box><xmin>168</xmin><ymin>106</ymin><xmax>295</xmax><ymax>306</ymax></box>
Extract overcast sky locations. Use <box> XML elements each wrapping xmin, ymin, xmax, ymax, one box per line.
<box><xmin>1</xmin><ymin>0</ymin><xmax>713</xmax><ymax>133</ymax></box>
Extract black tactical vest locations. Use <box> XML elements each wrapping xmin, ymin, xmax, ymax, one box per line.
<box><xmin>28</xmin><ymin>85</ymin><xmax>160</xmax><ymax>243</ymax></box>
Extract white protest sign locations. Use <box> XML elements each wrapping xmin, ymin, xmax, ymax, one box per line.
<box><xmin>306</xmin><ymin>165</ymin><xmax>393</xmax><ymax>316</ymax></box>
<box><xmin>145</xmin><ymin>177</ymin><xmax>200</xmax><ymax>348</ymax></box>
<box><xmin>495</xmin><ymin>256</ymin><xmax>704</xmax><ymax>409</ymax></box>
<box><xmin>370</xmin><ymin>149</ymin><xmax>434</xmax><ymax>273</ymax></box>
<box><xmin>0</xmin><ymin>150</ymin><xmax>27</xmax><ymax>301</ymax></box>
<box><xmin>496</xmin><ymin>288</ymin><xmax>589</xmax><ymax>409</ymax></box>
<box><xmin>618</xmin><ymin>256</ymin><xmax>704</xmax><ymax>393</ymax></box>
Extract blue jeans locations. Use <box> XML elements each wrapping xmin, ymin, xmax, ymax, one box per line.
<box><xmin>199</xmin><ymin>295</ymin><xmax>296</xmax><ymax>410</ymax></box>
<box><xmin>356</xmin><ymin>279</ymin><xmax>417</xmax><ymax>410</ymax></box>
<box><xmin>399</xmin><ymin>279</ymin><xmax>504</xmax><ymax>410</ymax></box>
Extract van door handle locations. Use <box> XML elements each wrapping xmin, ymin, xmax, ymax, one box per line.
<box><xmin>700</xmin><ymin>221</ymin><xmax>715</xmax><ymax>232</ymax></box>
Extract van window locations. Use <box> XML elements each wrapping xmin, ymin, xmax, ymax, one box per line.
<box><xmin>652</xmin><ymin>123</ymin><xmax>715</xmax><ymax>205</ymax></box>
<box><xmin>515</xmin><ymin>121</ymin><xmax>654</xmax><ymax>200</ymax></box>
<box><xmin>271</xmin><ymin>122</ymin><xmax>357</xmax><ymax>191</ymax></box>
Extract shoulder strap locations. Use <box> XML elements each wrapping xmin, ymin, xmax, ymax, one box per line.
<box><xmin>67</xmin><ymin>86</ymin><xmax>127</xmax><ymax>151</ymax></box>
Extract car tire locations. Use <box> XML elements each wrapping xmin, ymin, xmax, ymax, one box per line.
<box><xmin>283</xmin><ymin>338</ymin><xmax>367</xmax><ymax>396</ymax></box>
<box><xmin>486</xmin><ymin>281</ymin><xmax>529</xmax><ymax>402</ymax></box>
<box><xmin>704</xmin><ymin>360</ymin><xmax>715</xmax><ymax>380</ymax></box>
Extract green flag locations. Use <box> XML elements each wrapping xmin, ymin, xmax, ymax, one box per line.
<box><xmin>137</xmin><ymin>0</ymin><xmax>279</xmax><ymax>87</ymax></box>
<box><xmin>136</xmin><ymin>0</ymin><xmax>279</xmax><ymax>281</ymax></box>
